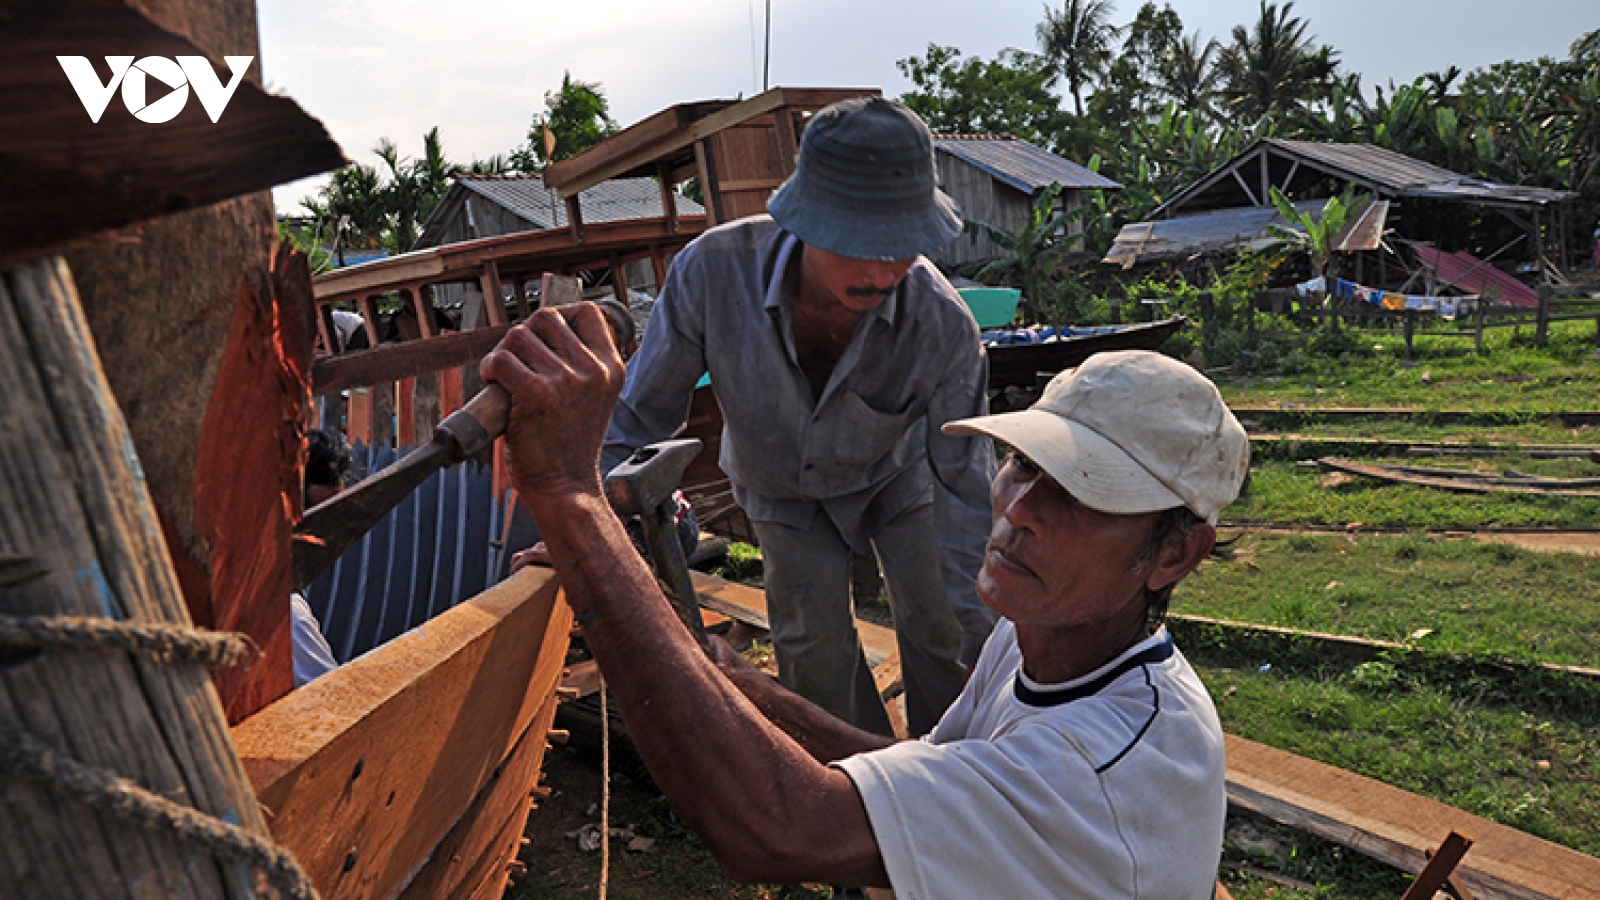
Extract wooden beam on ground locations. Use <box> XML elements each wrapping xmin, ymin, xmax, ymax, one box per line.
<box><xmin>312</xmin><ymin>324</ymin><xmax>513</xmax><ymax>396</ymax></box>
<box><xmin>1168</xmin><ymin>613</ymin><xmax>1600</xmax><ymax>683</ymax></box>
<box><xmin>233</xmin><ymin>567</ymin><xmax>572</xmax><ymax>900</ymax></box>
<box><xmin>689</xmin><ymin>571</ymin><xmax>897</xmax><ymax>664</ymax></box>
<box><xmin>1318</xmin><ymin>456</ymin><xmax>1600</xmax><ymax>499</ymax></box>
<box><xmin>1225</xmin><ymin>735</ymin><xmax>1600</xmax><ymax>900</ymax></box>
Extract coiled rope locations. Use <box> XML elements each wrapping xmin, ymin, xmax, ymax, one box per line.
<box><xmin>0</xmin><ymin>614</ymin><xmax>319</xmax><ymax>900</ymax></box>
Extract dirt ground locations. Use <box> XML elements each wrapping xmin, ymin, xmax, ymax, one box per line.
<box><xmin>509</xmin><ymin>741</ymin><xmax>832</xmax><ymax>900</ymax></box>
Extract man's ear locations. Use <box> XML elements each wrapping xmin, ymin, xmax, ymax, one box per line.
<box><xmin>1144</xmin><ymin>523</ymin><xmax>1216</xmax><ymax>594</ymax></box>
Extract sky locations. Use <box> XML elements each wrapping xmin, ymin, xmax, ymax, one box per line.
<box><xmin>260</xmin><ymin>0</ymin><xmax>1598</xmax><ymax>214</ymax></box>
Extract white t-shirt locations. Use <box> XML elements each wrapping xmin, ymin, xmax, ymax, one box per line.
<box><xmin>290</xmin><ymin>592</ymin><xmax>338</xmax><ymax>687</ymax></box>
<box><xmin>330</xmin><ymin>310</ymin><xmax>364</xmax><ymax>352</ymax></box>
<box><xmin>836</xmin><ymin>620</ymin><xmax>1225</xmax><ymax>900</ymax></box>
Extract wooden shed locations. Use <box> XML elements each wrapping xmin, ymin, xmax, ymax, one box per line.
<box><xmin>930</xmin><ymin>134</ymin><xmax>1120</xmax><ymax>270</ymax></box>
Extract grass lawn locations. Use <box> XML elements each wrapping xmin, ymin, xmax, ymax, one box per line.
<box><xmin>1216</xmin><ymin>320</ymin><xmax>1600</xmax><ymax>411</ymax></box>
<box><xmin>1178</xmin><ymin>532</ymin><xmax>1600</xmax><ymax>667</ymax></box>
<box><xmin>1190</xmin><ymin>625</ymin><xmax>1600</xmax><ymax>898</ymax></box>
<box><xmin>1227</xmin><ymin>460</ymin><xmax>1600</xmax><ymax>529</ymax></box>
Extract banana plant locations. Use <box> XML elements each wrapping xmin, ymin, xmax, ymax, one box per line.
<box><xmin>1264</xmin><ymin>185</ymin><xmax>1357</xmax><ymax>283</ymax></box>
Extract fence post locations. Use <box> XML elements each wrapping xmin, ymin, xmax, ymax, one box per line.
<box><xmin>1474</xmin><ymin>304</ymin><xmax>1486</xmax><ymax>354</ymax></box>
<box><xmin>1403</xmin><ymin>310</ymin><xmax>1416</xmax><ymax>359</ymax></box>
<box><xmin>1536</xmin><ymin>284</ymin><xmax>1551</xmax><ymax>348</ymax></box>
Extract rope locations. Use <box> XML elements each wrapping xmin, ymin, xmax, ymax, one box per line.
<box><xmin>599</xmin><ymin>673</ymin><xmax>611</xmax><ymax>900</ymax></box>
<box><xmin>0</xmin><ymin>718</ymin><xmax>319</xmax><ymax>900</ymax></box>
<box><xmin>0</xmin><ymin>616</ymin><xmax>249</xmax><ymax>668</ymax></box>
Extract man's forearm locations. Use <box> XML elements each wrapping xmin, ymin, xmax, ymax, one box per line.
<box><xmin>714</xmin><ymin>647</ymin><xmax>896</xmax><ymax>763</ymax></box>
<box><xmin>526</xmin><ymin>489</ymin><xmax>889</xmax><ymax>885</ymax></box>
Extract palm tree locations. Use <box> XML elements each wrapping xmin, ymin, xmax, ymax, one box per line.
<box><xmin>1036</xmin><ymin>0</ymin><xmax>1123</xmax><ymax>117</ymax></box>
<box><xmin>1157</xmin><ymin>29</ymin><xmax>1220</xmax><ymax>119</ymax></box>
<box><xmin>1214</xmin><ymin>0</ymin><xmax>1338</xmax><ymax>126</ymax></box>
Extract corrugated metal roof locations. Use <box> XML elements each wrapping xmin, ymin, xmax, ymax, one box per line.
<box><xmin>933</xmin><ymin>135</ymin><xmax>1120</xmax><ymax>193</ymax></box>
<box><xmin>1154</xmin><ymin>138</ymin><xmax>1576</xmax><ymax>218</ymax></box>
<box><xmin>416</xmin><ymin>174</ymin><xmax>704</xmax><ymax>248</ymax></box>
<box><xmin>1103</xmin><ymin>199</ymin><xmax>1328</xmax><ymax>266</ymax></box>
<box><xmin>1330</xmin><ymin>199</ymin><xmax>1389</xmax><ymax>252</ymax></box>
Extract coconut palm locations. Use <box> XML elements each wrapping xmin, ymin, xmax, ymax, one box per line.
<box><xmin>1157</xmin><ymin>29</ymin><xmax>1221</xmax><ymax>119</ymax></box>
<box><xmin>1214</xmin><ymin>0</ymin><xmax>1338</xmax><ymax>126</ymax></box>
<box><xmin>1036</xmin><ymin>0</ymin><xmax>1123</xmax><ymax>117</ymax></box>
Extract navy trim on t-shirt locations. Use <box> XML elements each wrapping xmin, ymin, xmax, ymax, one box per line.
<box><xmin>1012</xmin><ymin>635</ymin><xmax>1174</xmax><ymax>708</ymax></box>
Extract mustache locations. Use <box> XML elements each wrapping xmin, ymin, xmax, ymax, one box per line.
<box><xmin>846</xmin><ymin>286</ymin><xmax>895</xmax><ymax>299</ymax></box>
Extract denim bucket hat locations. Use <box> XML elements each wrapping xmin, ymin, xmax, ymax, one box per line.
<box><xmin>767</xmin><ymin>97</ymin><xmax>963</xmax><ymax>261</ymax></box>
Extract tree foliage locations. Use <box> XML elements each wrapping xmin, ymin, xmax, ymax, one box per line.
<box><xmin>897</xmin><ymin>45</ymin><xmax>1072</xmax><ymax>144</ymax></box>
<box><xmin>1036</xmin><ymin>0</ymin><xmax>1123</xmax><ymax>117</ymax></box>
<box><xmin>511</xmin><ymin>72</ymin><xmax>619</xmax><ymax>172</ymax></box>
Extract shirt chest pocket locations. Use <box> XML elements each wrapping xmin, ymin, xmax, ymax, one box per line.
<box><xmin>828</xmin><ymin>390</ymin><xmax>916</xmax><ymax>468</ymax></box>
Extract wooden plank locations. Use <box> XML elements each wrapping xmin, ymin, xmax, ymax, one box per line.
<box><xmin>347</xmin><ymin>387</ymin><xmax>374</xmax><ymax>443</ymax></box>
<box><xmin>716</xmin><ymin>178</ymin><xmax>786</xmax><ymax>193</ymax></box>
<box><xmin>313</xmin><ymin>324</ymin><xmax>513</xmax><ymax>396</ymax></box>
<box><xmin>314</xmin><ymin>251</ymin><xmax>447</xmax><ymax>301</ymax></box>
<box><xmin>397</xmin><ymin>695</ymin><xmax>561</xmax><ymax>900</ymax></box>
<box><xmin>439</xmin><ymin>367</ymin><xmax>466</xmax><ymax>418</ymax></box>
<box><xmin>398</xmin><ymin>377</ymin><xmax>417</xmax><ymax>448</ymax></box>
<box><xmin>0</xmin><ymin>255</ymin><xmax>277</xmax><ymax>898</ymax></box>
<box><xmin>694</xmin><ymin>139</ymin><xmax>720</xmax><ymax>226</ymax></box>
<box><xmin>1319</xmin><ymin>456</ymin><xmax>1600</xmax><ymax>499</ymax></box>
<box><xmin>479</xmin><ymin>259</ymin><xmax>507</xmax><ymax>327</ymax></box>
<box><xmin>772</xmin><ymin>108</ymin><xmax>799</xmax><ymax>177</ymax></box>
<box><xmin>541</xmin><ymin>104</ymin><xmax>696</xmax><ymax>193</ymax></box>
<box><xmin>233</xmin><ymin>567</ymin><xmax>573</xmax><ymax>900</ymax></box>
<box><xmin>1225</xmin><ymin>735</ymin><xmax>1600</xmax><ymax>900</ymax></box>
<box><xmin>547</xmin><ymin>87</ymin><xmax>877</xmax><ymax>199</ymax></box>
<box><xmin>689</xmin><ymin>571</ymin><xmax>897</xmax><ymax>664</ymax></box>
<box><xmin>0</xmin><ymin>0</ymin><xmax>342</xmax><ymax>264</ymax></box>
<box><xmin>407</xmin><ymin>286</ymin><xmax>436</xmax><ymax>338</ymax></box>
<box><xmin>1402</xmin><ymin>832</ymin><xmax>1474</xmax><ymax>900</ymax></box>
<box><xmin>561</xmin><ymin>660</ymin><xmax>603</xmax><ymax>699</ymax></box>
<box><xmin>655</xmin><ymin>160</ymin><xmax>680</xmax><ymax>233</ymax></box>
<box><xmin>1169</xmin><ymin>613</ymin><xmax>1600</xmax><ymax>683</ymax></box>
<box><xmin>356</xmin><ymin>294</ymin><xmax>383</xmax><ymax>348</ymax></box>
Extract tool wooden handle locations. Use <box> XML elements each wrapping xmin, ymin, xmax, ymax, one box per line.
<box><xmin>438</xmin><ymin>383</ymin><xmax>509</xmax><ymax>462</ymax></box>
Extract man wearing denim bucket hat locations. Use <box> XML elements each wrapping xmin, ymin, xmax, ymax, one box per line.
<box><xmin>603</xmin><ymin>96</ymin><xmax>997</xmax><ymax>737</ymax></box>
<box><xmin>483</xmin><ymin>336</ymin><xmax>1249</xmax><ymax>895</ymax></box>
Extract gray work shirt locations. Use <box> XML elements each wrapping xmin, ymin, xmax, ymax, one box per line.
<box><xmin>603</xmin><ymin>216</ymin><xmax>996</xmax><ymax>632</ymax></box>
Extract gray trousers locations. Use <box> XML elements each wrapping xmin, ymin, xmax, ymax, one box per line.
<box><xmin>753</xmin><ymin>501</ymin><xmax>967</xmax><ymax>737</ymax></box>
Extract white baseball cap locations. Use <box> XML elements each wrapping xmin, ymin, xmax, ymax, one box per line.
<box><xmin>944</xmin><ymin>350</ymin><xmax>1250</xmax><ymax>524</ymax></box>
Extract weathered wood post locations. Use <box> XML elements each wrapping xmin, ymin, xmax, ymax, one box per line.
<box><xmin>1535</xmin><ymin>284</ymin><xmax>1551</xmax><ymax>348</ymax></box>
<box><xmin>0</xmin><ymin>259</ymin><xmax>300</xmax><ymax>898</ymax></box>
<box><xmin>1474</xmin><ymin>303</ymin><xmax>1487</xmax><ymax>354</ymax></box>
<box><xmin>1403</xmin><ymin>310</ymin><xmax>1416</xmax><ymax>360</ymax></box>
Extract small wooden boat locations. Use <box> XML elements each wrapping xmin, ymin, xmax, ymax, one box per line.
<box><xmin>985</xmin><ymin>316</ymin><xmax>1188</xmax><ymax>389</ymax></box>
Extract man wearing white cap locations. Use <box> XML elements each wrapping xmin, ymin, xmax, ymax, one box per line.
<box><xmin>483</xmin><ymin>323</ymin><xmax>1251</xmax><ymax>897</ymax></box>
<box><xmin>602</xmin><ymin>96</ymin><xmax>996</xmax><ymax>737</ymax></box>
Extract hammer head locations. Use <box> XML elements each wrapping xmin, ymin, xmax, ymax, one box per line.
<box><xmin>604</xmin><ymin>438</ymin><xmax>703</xmax><ymax>517</ymax></box>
